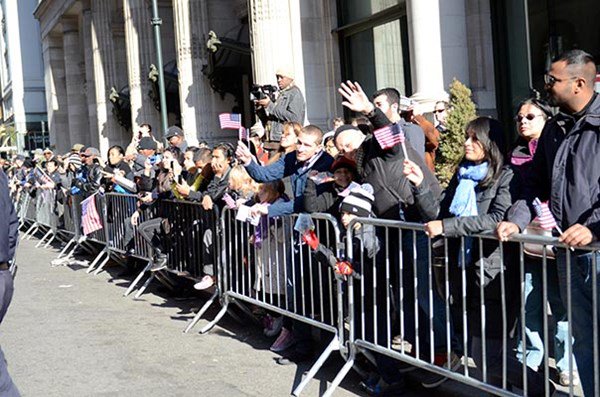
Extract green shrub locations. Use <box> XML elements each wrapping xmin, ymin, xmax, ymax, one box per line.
<box><xmin>435</xmin><ymin>79</ymin><xmax>477</xmax><ymax>187</ymax></box>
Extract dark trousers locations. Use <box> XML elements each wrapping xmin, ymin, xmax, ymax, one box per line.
<box><xmin>0</xmin><ymin>270</ymin><xmax>19</xmax><ymax>396</ymax></box>
<box><xmin>137</xmin><ymin>217</ymin><xmax>165</xmax><ymax>259</ymax></box>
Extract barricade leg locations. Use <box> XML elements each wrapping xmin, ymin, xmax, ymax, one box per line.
<box><xmin>56</xmin><ymin>237</ymin><xmax>76</xmax><ymax>259</ymax></box>
<box><xmin>134</xmin><ymin>273</ymin><xmax>155</xmax><ymax>299</ymax></box>
<box><xmin>123</xmin><ymin>261</ymin><xmax>152</xmax><ymax>297</ymax></box>
<box><xmin>322</xmin><ymin>346</ymin><xmax>356</xmax><ymax>397</ymax></box>
<box><xmin>43</xmin><ymin>233</ymin><xmax>57</xmax><ymax>248</ymax></box>
<box><xmin>21</xmin><ymin>222</ymin><xmax>39</xmax><ymax>240</ymax></box>
<box><xmin>183</xmin><ymin>288</ymin><xmax>219</xmax><ymax>333</ymax></box>
<box><xmin>26</xmin><ymin>225</ymin><xmax>40</xmax><ymax>240</ymax></box>
<box><xmin>92</xmin><ymin>253</ymin><xmax>112</xmax><ymax>276</ymax></box>
<box><xmin>199</xmin><ymin>295</ymin><xmax>231</xmax><ymax>334</ymax></box>
<box><xmin>87</xmin><ymin>248</ymin><xmax>109</xmax><ymax>274</ymax></box>
<box><xmin>35</xmin><ymin>229</ymin><xmax>53</xmax><ymax>248</ymax></box>
<box><xmin>292</xmin><ymin>334</ymin><xmax>339</xmax><ymax>397</ymax></box>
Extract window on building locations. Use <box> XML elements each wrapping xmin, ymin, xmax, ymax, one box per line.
<box><xmin>336</xmin><ymin>0</ymin><xmax>411</xmax><ymax>100</ymax></box>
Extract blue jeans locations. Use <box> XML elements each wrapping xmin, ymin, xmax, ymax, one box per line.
<box><xmin>556</xmin><ymin>250</ymin><xmax>600</xmax><ymax>397</ymax></box>
<box><xmin>516</xmin><ymin>258</ymin><xmax>577</xmax><ymax>373</ymax></box>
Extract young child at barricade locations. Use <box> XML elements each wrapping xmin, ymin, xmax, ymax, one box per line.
<box><xmin>338</xmin><ymin>183</ymin><xmax>393</xmax><ymax>394</ymax></box>
<box><xmin>225</xmin><ymin>165</ymin><xmax>260</xmax><ymax>209</ymax></box>
<box><xmin>303</xmin><ymin>156</ymin><xmax>360</xmax><ymax>221</ymax></box>
<box><xmin>247</xmin><ymin>181</ymin><xmax>290</xmax><ymax>340</ymax></box>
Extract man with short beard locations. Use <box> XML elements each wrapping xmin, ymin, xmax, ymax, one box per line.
<box><xmin>498</xmin><ymin>49</ymin><xmax>600</xmax><ymax>397</ymax></box>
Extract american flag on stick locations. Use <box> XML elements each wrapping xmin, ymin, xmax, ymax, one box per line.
<box><xmin>373</xmin><ymin>123</ymin><xmax>407</xmax><ymax>152</ymax></box>
<box><xmin>532</xmin><ymin>198</ymin><xmax>563</xmax><ymax>233</ymax></box>
<box><xmin>81</xmin><ymin>195</ymin><xmax>103</xmax><ymax>235</ymax></box>
<box><xmin>219</xmin><ymin>113</ymin><xmax>242</xmax><ymax>130</ymax></box>
<box><xmin>239</xmin><ymin>126</ymin><xmax>248</xmax><ymax>141</ymax></box>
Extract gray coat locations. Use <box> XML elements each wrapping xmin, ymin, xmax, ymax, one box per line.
<box><xmin>508</xmin><ymin>93</ymin><xmax>600</xmax><ymax>236</ymax></box>
<box><xmin>261</xmin><ymin>85</ymin><xmax>305</xmax><ymax>141</ymax></box>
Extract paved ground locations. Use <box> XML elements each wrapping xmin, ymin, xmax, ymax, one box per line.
<box><xmin>2</xmin><ymin>237</ymin><xmax>579</xmax><ymax>396</ymax></box>
<box><xmin>3</xmin><ymin>238</ymin><xmax>363</xmax><ymax>397</ymax></box>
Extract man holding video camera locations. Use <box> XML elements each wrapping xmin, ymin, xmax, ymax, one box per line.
<box><xmin>254</xmin><ymin>66</ymin><xmax>306</xmax><ymax>142</ymax></box>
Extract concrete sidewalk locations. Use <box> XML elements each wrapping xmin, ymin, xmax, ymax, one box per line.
<box><xmin>2</xmin><ymin>238</ymin><xmax>362</xmax><ymax>396</ymax></box>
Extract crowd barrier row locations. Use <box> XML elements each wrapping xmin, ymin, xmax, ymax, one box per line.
<box><xmin>15</xmin><ymin>190</ymin><xmax>596</xmax><ymax>397</ymax></box>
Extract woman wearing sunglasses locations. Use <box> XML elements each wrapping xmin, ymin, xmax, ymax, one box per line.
<box><xmin>511</xmin><ymin>98</ymin><xmax>580</xmax><ymax>387</ymax></box>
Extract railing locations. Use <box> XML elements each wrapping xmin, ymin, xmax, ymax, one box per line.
<box><xmin>16</xmin><ymin>193</ymin><xmax>594</xmax><ymax>397</ymax></box>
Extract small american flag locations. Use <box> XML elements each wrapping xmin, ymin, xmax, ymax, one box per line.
<box><xmin>373</xmin><ymin>123</ymin><xmax>405</xmax><ymax>150</ymax></box>
<box><xmin>81</xmin><ymin>195</ymin><xmax>103</xmax><ymax>235</ymax></box>
<box><xmin>219</xmin><ymin>113</ymin><xmax>242</xmax><ymax>130</ymax></box>
<box><xmin>532</xmin><ymin>198</ymin><xmax>558</xmax><ymax>231</ymax></box>
<box><xmin>239</xmin><ymin>126</ymin><xmax>248</xmax><ymax>141</ymax></box>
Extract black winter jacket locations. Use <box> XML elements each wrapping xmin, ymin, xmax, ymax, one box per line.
<box><xmin>357</xmin><ymin>108</ymin><xmax>441</xmax><ymax>221</ymax></box>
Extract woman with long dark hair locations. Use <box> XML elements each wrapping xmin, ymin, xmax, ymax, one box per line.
<box><xmin>403</xmin><ymin>117</ymin><xmax>550</xmax><ymax>394</ymax></box>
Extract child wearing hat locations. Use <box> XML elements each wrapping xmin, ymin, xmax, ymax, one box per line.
<box><xmin>303</xmin><ymin>156</ymin><xmax>359</xmax><ymax>220</ymax></box>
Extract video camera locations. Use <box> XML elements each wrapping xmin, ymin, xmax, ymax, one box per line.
<box><xmin>250</xmin><ymin>84</ymin><xmax>278</xmax><ymax>103</ymax></box>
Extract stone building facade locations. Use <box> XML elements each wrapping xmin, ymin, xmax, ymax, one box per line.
<box><xmin>35</xmin><ymin>0</ymin><xmax>598</xmax><ymax>153</ymax></box>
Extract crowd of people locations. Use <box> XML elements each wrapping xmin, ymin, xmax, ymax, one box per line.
<box><xmin>4</xmin><ymin>49</ymin><xmax>600</xmax><ymax>396</ymax></box>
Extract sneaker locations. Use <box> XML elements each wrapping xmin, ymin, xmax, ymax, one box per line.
<box><xmin>270</xmin><ymin>327</ymin><xmax>295</xmax><ymax>352</ymax></box>
<box><xmin>559</xmin><ymin>370</ymin><xmax>580</xmax><ymax>387</ymax></box>
<box><xmin>150</xmin><ymin>254</ymin><xmax>168</xmax><ymax>272</ymax></box>
<box><xmin>264</xmin><ymin>316</ymin><xmax>283</xmax><ymax>337</ymax></box>
<box><xmin>421</xmin><ymin>351</ymin><xmax>462</xmax><ymax>389</ymax></box>
<box><xmin>193</xmin><ymin>275</ymin><xmax>215</xmax><ymax>290</ymax></box>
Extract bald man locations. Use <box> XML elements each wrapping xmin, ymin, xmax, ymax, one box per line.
<box><xmin>498</xmin><ymin>49</ymin><xmax>600</xmax><ymax>397</ymax></box>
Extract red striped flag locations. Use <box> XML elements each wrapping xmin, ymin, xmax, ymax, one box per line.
<box><xmin>81</xmin><ymin>195</ymin><xmax>103</xmax><ymax>235</ymax></box>
<box><xmin>373</xmin><ymin>123</ymin><xmax>405</xmax><ymax>150</ymax></box>
<box><xmin>532</xmin><ymin>198</ymin><xmax>557</xmax><ymax>231</ymax></box>
<box><xmin>219</xmin><ymin>113</ymin><xmax>242</xmax><ymax>130</ymax></box>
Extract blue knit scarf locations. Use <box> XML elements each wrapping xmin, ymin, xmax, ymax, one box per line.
<box><xmin>449</xmin><ymin>161</ymin><xmax>488</xmax><ymax>267</ymax></box>
<box><xmin>449</xmin><ymin>162</ymin><xmax>489</xmax><ymax>217</ymax></box>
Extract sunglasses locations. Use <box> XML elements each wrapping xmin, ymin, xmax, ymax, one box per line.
<box><xmin>433</xmin><ymin>109</ymin><xmax>446</xmax><ymax>114</ymax></box>
<box><xmin>514</xmin><ymin>113</ymin><xmax>543</xmax><ymax>122</ymax></box>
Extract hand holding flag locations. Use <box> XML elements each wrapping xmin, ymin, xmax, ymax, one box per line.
<box><xmin>373</xmin><ymin>123</ymin><xmax>408</xmax><ymax>158</ymax></box>
<box><xmin>532</xmin><ymin>198</ymin><xmax>562</xmax><ymax>233</ymax></box>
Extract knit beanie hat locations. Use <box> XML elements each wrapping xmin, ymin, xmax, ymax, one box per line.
<box><xmin>339</xmin><ymin>183</ymin><xmax>374</xmax><ymax>217</ymax></box>
<box><xmin>68</xmin><ymin>153</ymin><xmax>82</xmax><ymax>169</ymax></box>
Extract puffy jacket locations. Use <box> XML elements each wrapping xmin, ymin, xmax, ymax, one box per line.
<box><xmin>508</xmin><ymin>93</ymin><xmax>600</xmax><ymax>237</ymax></box>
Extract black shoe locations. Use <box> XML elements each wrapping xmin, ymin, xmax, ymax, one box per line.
<box><xmin>275</xmin><ymin>349</ymin><xmax>313</xmax><ymax>365</ymax></box>
<box><xmin>150</xmin><ymin>255</ymin><xmax>168</xmax><ymax>272</ymax></box>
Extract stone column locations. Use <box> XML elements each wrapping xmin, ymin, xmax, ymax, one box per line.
<box><xmin>62</xmin><ymin>17</ymin><xmax>89</xmax><ymax>146</ymax></box>
<box><xmin>91</xmin><ymin>0</ymin><xmax>123</xmax><ymax>154</ymax></box>
<box><xmin>124</xmin><ymin>0</ymin><xmax>161</xmax><ymax>133</ymax></box>
<box><xmin>42</xmin><ymin>33</ymin><xmax>70</xmax><ymax>153</ymax></box>
<box><xmin>406</xmin><ymin>0</ymin><xmax>447</xmax><ymax>108</ymax></box>
<box><xmin>249</xmin><ymin>0</ymin><xmax>306</xmax><ymax>116</ymax></box>
<box><xmin>439</xmin><ymin>0</ymin><xmax>469</xmax><ymax>89</ymax></box>
<box><xmin>82</xmin><ymin>2</ymin><xmax>100</xmax><ymax>149</ymax></box>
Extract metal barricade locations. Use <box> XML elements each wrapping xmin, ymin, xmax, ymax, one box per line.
<box><xmin>330</xmin><ymin>217</ymin><xmax>593</xmax><ymax>397</ymax></box>
<box><xmin>197</xmin><ymin>208</ymin><xmax>346</xmax><ymax>396</ymax></box>
<box><xmin>101</xmin><ymin>192</ymin><xmax>156</xmax><ymax>296</ymax></box>
<box><xmin>33</xmin><ymin>189</ymin><xmax>60</xmax><ymax>248</ymax></box>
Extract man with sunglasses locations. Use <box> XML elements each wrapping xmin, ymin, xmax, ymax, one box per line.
<box><xmin>498</xmin><ymin>49</ymin><xmax>600</xmax><ymax>397</ymax></box>
<box><xmin>254</xmin><ymin>66</ymin><xmax>305</xmax><ymax>143</ymax></box>
<box><xmin>73</xmin><ymin>147</ymin><xmax>103</xmax><ymax>194</ymax></box>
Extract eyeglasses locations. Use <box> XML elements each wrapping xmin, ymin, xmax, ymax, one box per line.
<box><xmin>544</xmin><ymin>73</ymin><xmax>577</xmax><ymax>86</ymax></box>
<box><xmin>514</xmin><ymin>113</ymin><xmax>543</xmax><ymax>122</ymax></box>
<box><xmin>433</xmin><ymin>109</ymin><xmax>446</xmax><ymax>114</ymax></box>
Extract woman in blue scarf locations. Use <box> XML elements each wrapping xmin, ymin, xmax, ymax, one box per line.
<box><xmin>403</xmin><ymin>117</ymin><xmax>549</xmax><ymax>395</ymax></box>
